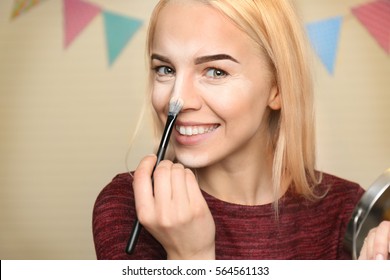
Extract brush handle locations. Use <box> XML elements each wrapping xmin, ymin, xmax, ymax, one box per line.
<box><xmin>125</xmin><ymin>114</ymin><xmax>177</xmax><ymax>255</ymax></box>
<box><xmin>125</xmin><ymin>219</ymin><xmax>142</xmax><ymax>254</ymax></box>
<box><xmin>155</xmin><ymin>114</ymin><xmax>176</xmax><ymax>165</ymax></box>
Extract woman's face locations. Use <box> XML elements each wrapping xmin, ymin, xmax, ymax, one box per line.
<box><xmin>151</xmin><ymin>0</ymin><xmax>280</xmax><ymax>168</ymax></box>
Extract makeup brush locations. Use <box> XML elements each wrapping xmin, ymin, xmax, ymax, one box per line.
<box><xmin>125</xmin><ymin>97</ymin><xmax>184</xmax><ymax>255</ymax></box>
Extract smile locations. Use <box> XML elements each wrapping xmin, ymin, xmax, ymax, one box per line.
<box><xmin>175</xmin><ymin>124</ymin><xmax>219</xmax><ymax>136</ymax></box>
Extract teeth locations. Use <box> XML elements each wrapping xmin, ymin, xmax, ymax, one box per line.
<box><xmin>176</xmin><ymin>125</ymin><xmax>218</xmax><ymax>136</ymax></box>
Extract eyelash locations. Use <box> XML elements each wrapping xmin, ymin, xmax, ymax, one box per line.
<box><xmin>152</xmin><ymin>65</ymin><xmax>229</xmax><ymax>79</ymax></box>
<box><xmin>205</xmin><ymin>67</ymin><xmax>228</xmax><ymax>79</ymax></box>
<box><xmin>153</xmin><ymin>65</ymin><xmax>175</xmax><ymax>76</ymax></box>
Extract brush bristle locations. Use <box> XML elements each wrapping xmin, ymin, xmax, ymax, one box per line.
<box><xmin>168</xmin><ymin>98</ymin><xmax>184</xmax><ymax>115</ymax></box>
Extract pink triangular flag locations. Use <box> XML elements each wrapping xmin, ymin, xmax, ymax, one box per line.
<box><xmin>63</xmin><ymin>0</ymin><xmax>101</xmax><ymax>49</ymax></box>
<box><xmin>352</xmin><ymin>0</ymin><xmax>390</xmax><ymax>54</ymax></box>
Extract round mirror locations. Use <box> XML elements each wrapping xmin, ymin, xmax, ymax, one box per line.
<box><xmin>344</xmin><ymin>168</ymin><xmax>390</xmax><ymax>259</ymax></box>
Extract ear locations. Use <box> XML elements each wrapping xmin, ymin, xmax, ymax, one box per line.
<box><xmin>268</xmin><ymin>85</ymin><xmax>281</xmax><ymax>110</ymax></box>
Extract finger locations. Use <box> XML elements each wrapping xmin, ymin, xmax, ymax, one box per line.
<box><xmin>388</xmin><ymin>221</ymin><xmax>390</xmax><ymax>256</ymax></box>
<box><xmin>359</xmin><ymin>228</ymin><xmax>376</xmax><ymax>260</ymax></box>
<box><xmin>373</xmin><ymin>221</ymin><xmax>390</xmax><ymax>260</ymax></box>
<box><xmin>367</xmin><ymin>228</ymin><xmax>376</xmax><ymax>260</ymax></box>
<box><xmin>366</xmin><ymin>228</ymin><xmax>376</xmax><ymax>259</ymax></box>
<box><xmin>153</xmin><ymin>160</ymin><xmax>173</xmax><ymax>211</ymax></box>
<box><xmin>388</xmin><ymin>222</ymin><xmax>390</xmax><ymax>259</ymax></box>
<box><xmin>359</xmin><ymin>237</ymin><xmax>368</xmax><ymax>260</ymax></box>
<box><xmin>133</xmin><ymin>155</ymin><xmax>157</xmax><ymax>221</ymax></box>
<box><xmin>170</xmin><ymin>163</ymin><xmax>190</xmax><ymax>209</ymax></box>
<box><xmin>185</xmin><ymin>169</ymin><xmax>207</xmax><ymax>210</ymax></box>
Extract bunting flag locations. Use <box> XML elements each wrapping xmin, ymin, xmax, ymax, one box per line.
<box><xmin>351</xmin><ymin>0</ymin><xmax>390</xmax><ymax>54</ymax></box>
<box><xmin>306</xmin><ymin>17</ymin><xmax>343</xmax><ymax>75</ymax></box>
<box><xmin>9</xmin><ymin>0</ymin><xmax>388</xmax><ymax>70</ymax></box>
<box><xmin>11</xmin><ymin>0</ymin><xmax>47</xmax><ymax>19</ymax></box>
<box><xmin>63</xmin><ymin>0</ymin><xmax>101</xmax><ymax>49</ymax></box>
<box><xmin>103</xmin><ymin>11</ymin><xmax>143</xmax><ymax>66</ymax></box>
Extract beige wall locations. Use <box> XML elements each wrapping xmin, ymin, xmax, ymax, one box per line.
<box><xmin>0</xmin><ymin>0</ymin><xmax>389</xmax><ymax>259</ymax></box>
<box><xmin>295</xmin><ymin>0</ymin><xmax>390</xmax><ymax>185</ymax></box>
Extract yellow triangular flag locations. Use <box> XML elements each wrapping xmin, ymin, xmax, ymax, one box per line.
<box><xmin>11</xmin><ymin>0</ymin><xmax>47</xmax><ymax>19</ymax></box>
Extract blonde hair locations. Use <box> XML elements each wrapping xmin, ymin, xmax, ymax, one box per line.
<box><xmin>145</xmin><ymin>0</ymin><xmax>322</xmax><ymax>201</ymax></box>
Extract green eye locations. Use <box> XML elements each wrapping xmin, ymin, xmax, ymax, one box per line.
<box><xmin>206</xmin><ymin>68</ymin><xmax>227</xmax><ymax>79</ymax></box>
<box><xmin>155</xmin><ymin>66</ymin><xmax>175</xmax><ymax>75</ymax></box>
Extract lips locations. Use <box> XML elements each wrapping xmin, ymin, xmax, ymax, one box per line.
<box><xmin>175</xmin><ymin>124</ymin><xmax>219</xmax><ymax>136</ymax></box>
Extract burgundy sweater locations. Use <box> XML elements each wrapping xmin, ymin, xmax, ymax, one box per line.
<box><xmin>92</xmin><ymin>172</ymin><xmax>364</xmax><ymax>260</ymax></box>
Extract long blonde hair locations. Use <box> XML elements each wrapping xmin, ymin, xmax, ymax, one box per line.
<box><xmin>145</xmin><ymin>0</ymin><xmax>322</xmax><ymax>201</ymax></box>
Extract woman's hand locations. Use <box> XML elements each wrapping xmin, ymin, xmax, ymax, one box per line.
<box><xmin>358</xmin><ymin>220</ymin><xmax>390</xmax><ymax>260</ymax></box>
<box><xmin>133</xmin><ymin>155</ymin><xmax>216</xmax><ymax>260</ymax></box>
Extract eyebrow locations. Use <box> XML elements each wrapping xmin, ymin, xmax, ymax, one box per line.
<box><xmin>195</xmin><ymin>54</ymin><xmax>239</xmax><ymax>65</ymax></box>
<box><xmin>151</xmin><ymin>54</ymin><xmax>171</xmax><ymax>64</ymax></box>
<box><xmin>150</xmin><ymin>53</ymin><xmax>239</xmax><ymax>65</ymax></box>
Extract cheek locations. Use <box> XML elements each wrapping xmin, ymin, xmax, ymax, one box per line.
<box><xmin>206</xmin><ymin>80</ymin><xmax>259</xmax><ymax>118</ymax></box>
<box><xmin>201</xmin><ymin>85</ymin><xmax>243</xmax><ymax>115</ymax></box>
<box><xmin>151</xmin><ymin>84</ymin><xmax>171</xmax><ymax>118</ymax></box>
<box><xmin>213</xmin><ymin>81</ymin><xmax>270</xmax><ymax>131</ymax></box>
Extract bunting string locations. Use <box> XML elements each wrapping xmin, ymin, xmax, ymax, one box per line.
<box><xmin>306</xmin><ymin>0</ymin><xmax>389</xmax><ymax>74</ymax></box>
<box><xmin>10</xmin><ymin>0</ymin><xmax>390</xmax><ymax>70</ymax></box>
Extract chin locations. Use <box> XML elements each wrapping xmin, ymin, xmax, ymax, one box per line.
<box><xmin>175</xmin><ymin>152</ymin><xmax>211</xmax><ymax>169</ymax></box>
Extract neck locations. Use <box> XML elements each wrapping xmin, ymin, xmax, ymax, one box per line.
<box><xmin>195</xmin><ymin>150</ymin><xmax>276</xmax><ymax>206</ymax></box>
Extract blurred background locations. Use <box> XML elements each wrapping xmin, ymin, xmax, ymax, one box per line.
<box><xmin>0</xmin><ymin>0</ymin><xmax>389</xmax><ymax>259</ymax></box>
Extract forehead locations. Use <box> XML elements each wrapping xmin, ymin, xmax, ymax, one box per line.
<box><xmin>152</xmin><ymin>1</ymin><xmax>254</xmax><ymax>56</ymax></box>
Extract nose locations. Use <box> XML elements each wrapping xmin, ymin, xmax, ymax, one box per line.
<box><xmin>171</xmin><ymin>72</ymin><xmax>202</xmax><ymax>112</ymax></box>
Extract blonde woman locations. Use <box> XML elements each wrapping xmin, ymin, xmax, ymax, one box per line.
<box><xmin>93</xmin><ymin>0</ymin><xmax>390</xmax><ymax>260</ymax></box>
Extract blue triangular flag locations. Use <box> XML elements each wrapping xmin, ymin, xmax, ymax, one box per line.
<box><xmin>306</xmin><ymin>16</ymin><xmax>343</xmax><ymax>75</ymax></box>
<box><xmin>103</xmin><ymin>11</ymin><xmax>142</xmax><ymax>66</ymax></box>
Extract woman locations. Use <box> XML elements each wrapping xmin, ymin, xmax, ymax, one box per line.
<box><xmin>93</xmin><ymin>0</ymin><xmax>390</xmax><ymax>260</ymax></box>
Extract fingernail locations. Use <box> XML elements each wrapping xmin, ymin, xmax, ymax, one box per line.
<box><xmin>375</xmin><ymin>254</ymin><xmax>384</xmax><ymax>260</ymax></box>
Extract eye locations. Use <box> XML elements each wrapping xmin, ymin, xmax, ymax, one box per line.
<box><xmin>154</xmin><ymin>66</ymin><xmax>175</xmax><ymax>76</ymax></box>
<box><xmin>205</xmin><ymin>68</ymin><xmax>228</xmax><ymax>79</ymax></box>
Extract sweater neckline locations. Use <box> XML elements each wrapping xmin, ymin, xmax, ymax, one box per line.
<box><xmin>200</xmin><ymin>188</ymin><xmax>294</xmax><ymax>210</ymax></box>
